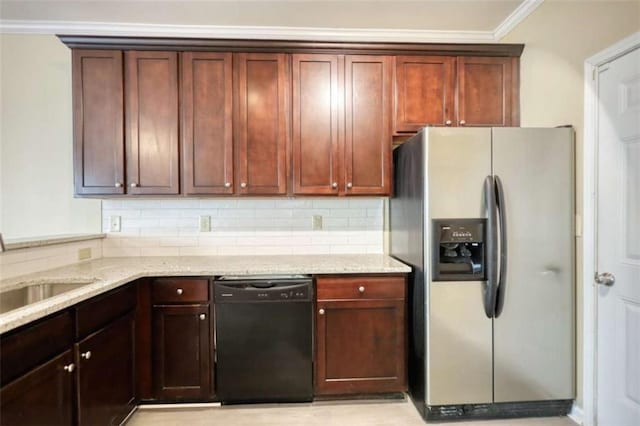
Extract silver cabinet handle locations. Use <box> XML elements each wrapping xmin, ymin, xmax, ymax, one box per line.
<box><xmin>115</xmin><ymin>182</ymin><xmax>122</xmax><ymax>188</ymax></box>
<box><xmin>332</xmin><ymin>182</ymin><xmax>338</xmax><ymax>189</ymax></box>
<box><xmin>459</xmin><ymin>120</ymin><xmax>466</xmax><ymax>126</ymax></box>
<box><xmin>129</xmin><ymin>182</ymin><xmax>138</xmax><ymax>188</ymax></box>
<box><xmin>224</xmin><ymin>182</ymin><xmax>231</xmax><ymax>188</ymax></box>
<box><xmin>358</xmin><ymin>286</ymin><xmax>365</xmax><ymax>293</ymax></box>
<box><xmin>176</xmin><ymin>288</ymin><xmax>183</xmax><ymax>295</ymax></box>
<box><xmin>199</xmin><ymin>313</ymin><xmax>206</xmax><ymax>320</ymax></box>
<box><xmin>347</xmin><ymin>182</ymin><xmax>353</xmax><ymax>189</ymax></box>
<box><xmin>240</xmin><ymin>182</ymin><xmax>247</xmax><ymax>188</ymax></box>
<box><xmin>81</xmin><ymin>351</ymin><xmax>92</xmax><ymax>360</ymax></box>
<box><xmin>595</xmin><ymin>272</ymin><xmax>615</xmax><ymax>286</ymax></box>
<box><xmin>445</xmin><ymin>120</ymin><xmax>452</xmax><ymax>126</ymax></box>
<box><xmin>318</xmin><ymin>308</ymin><xmax>325</xmax><ymax>315</ymax></box>
<box><xmin>64</xmin><ymin>363</ymin><xmax>75</xmax><ymax>373</ymax></box>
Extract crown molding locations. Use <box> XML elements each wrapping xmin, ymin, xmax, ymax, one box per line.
<box><xmin>0</xmin><ymin>1</ymin><xmax>543</xmax><ymax>43</ymax></box>
<box><xmin>0</xmin><ymin>20</ymin><xmax>495</xmax><ymax>43</ymax></box>
<box><xmin>493</xmin><ymin>0</ymin><xmax>544</xmax><ymax>40</ymax></box>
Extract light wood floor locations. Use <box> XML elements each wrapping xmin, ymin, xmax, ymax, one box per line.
<box><xmin>127</xmin><ymin>399</ymin><xmax>577</xmax><ymax>426</ymax></box>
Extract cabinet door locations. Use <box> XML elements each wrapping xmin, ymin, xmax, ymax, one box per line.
<box><xmin>0</xmin><ymin>350</ymin><xmax>74</xmax><ymax>426</ymax></box>
<box><xmin>457</xmin><ymin>56</ymin><xmax>515</xmax><ymax>127</ymax></box>
<box><xmin>125</xmin><ymin>51</ymin><xmax>179</xmax><ymax>194</ymax></box>
<box><xmin>181</xmin><ymin>52</ymin><xmax>234</xmax><ymax>195</ymax></box>
<box><xmin>153</xmin><ymin>304</ymin><xmax>211</xmax><ymax>400</ymax></box>
<box><xmin>344</xmin><ymin>55</ymin><xmax>392</xmax><ymax>195</ymax></box>
<box><xmin>292</xmin><ymin>54</ymin><xmax>342</xmax><ymax>195</ymax></box>
<box><xmin>394</xmin><ymin>56</ymin><xmax>455</xmax><ymax>132</ymax></box>
<box><xmin>234</xmin><ymin>53</ymin><xmax>288</xmax><ymax>195</ymax></box>
<box><xmin>315</xmin><ymin>299</ymin><xmax>406</xmax><ymax>395</ymax></box>
<box><xmin>76</xmin><ymin>312</ymin><xmax>135</xmax><ymax>426</ymax></box>
<box><xmin>72</xmin><ymin>49</ymin><xmax>124</xmax><ymax>195</ymax></box>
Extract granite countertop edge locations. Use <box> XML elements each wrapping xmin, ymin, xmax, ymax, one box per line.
<box><xmin>0</xmin><ymin>254</ymin><xmax>411</xmax><ymax>334</ymax></box>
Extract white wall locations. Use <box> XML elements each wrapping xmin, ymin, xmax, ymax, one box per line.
<box><xmin>102</xmin><ymin>198</ymin><xmax>384</xmax><ymax>256</ymax></box>
<box><xmin>501</xmin><ymin>0</ymin><xmax>640</xmax><ymax>408</ymax></box>
<box><xmin>0</xmin><ymin>34</ymin><xmax>102</xmax><ymax>239</ymax></box>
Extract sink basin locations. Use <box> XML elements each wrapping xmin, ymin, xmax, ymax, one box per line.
<box><xmin>0</xmin><ymin>281</ymin><xmax>95</xmax><ymax>314</ymax></box>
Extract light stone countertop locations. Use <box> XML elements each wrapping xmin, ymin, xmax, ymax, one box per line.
<box><xmin>0</xmin><ymin>254</ymin><xmax>410</xmax><ymax>334</ymax></box>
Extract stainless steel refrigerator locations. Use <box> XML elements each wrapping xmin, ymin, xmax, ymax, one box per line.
<box><xmin>390</xmin><ymin>127</ymin><xmax>575</xmax><ymax>421</ymax></box>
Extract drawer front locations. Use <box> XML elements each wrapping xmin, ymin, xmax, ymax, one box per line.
<box><xmin>1</xmin><ymin>311</ymin><xmax>74</xmax><ymax>386</ymax></box>
<box><xmin>152</xmin><ymin>278</ymin><xmax>209</xmax><ymax>304</ymax></box>
<box><xmin>316</xmin><ymin>276</ymin><xmax>406</xmax><ymax>300</ymax></box>
<box><xmin>76</xmin><ymin>283</ymin><xmax>137</xmax><ymax>339</ymax></box>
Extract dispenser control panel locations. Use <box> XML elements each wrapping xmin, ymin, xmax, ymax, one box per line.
<box><xmin>432</xmin><ymin>219</ymin><xmax>486</xmax><ymax>281</ymax></box>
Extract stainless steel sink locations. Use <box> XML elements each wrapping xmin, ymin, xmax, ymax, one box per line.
<box><xmin>0</xmin><ymin>281</ymin><xmax>95</xmax><ymax>314</ymax></box>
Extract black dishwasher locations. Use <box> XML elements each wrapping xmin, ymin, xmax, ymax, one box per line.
<box><xmin>214</xmin><ymin>275</ymin><xmax>313</xmax><ymax>404</ymax></box>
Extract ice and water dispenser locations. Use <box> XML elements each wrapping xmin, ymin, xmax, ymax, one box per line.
<box><xmin>432</xmin><ymin>219</ymin><xmax>486</xmax><ymax>281</ymax></box>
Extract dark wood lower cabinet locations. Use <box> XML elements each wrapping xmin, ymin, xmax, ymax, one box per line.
<box><xmin>152</xmin><ymin>304</ymin><xmax>212</xmax><ymax>400</ymax></box>
<box><xmin>0</xmin><ymin>350</ymin><xmax>74</xmax><ymax>426</ymax></box>
<box><xmin>315</xmin><ymin>275</ymin><xmax>407</xmax><ymax>396</ymax></box>
<box><xmin>76</xmin><ymin>312</ymin><xmax>136</xmax><ymax>426</ymax></box>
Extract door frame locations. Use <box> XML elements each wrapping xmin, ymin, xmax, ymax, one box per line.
<box><xmin>581</xmin><ymin>31</ymin><xmax>640</xmax><ymax>426</ymax></box>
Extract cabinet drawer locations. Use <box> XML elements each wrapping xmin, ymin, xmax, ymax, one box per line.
<box><xmin>76</xmin><ymin>283</ymin><xmax>137</xmax><ymax>340</ymax></box>
<box><xmin>152</xmin><ymin>278</ymin><xmax>209</xmax><ymax>304</ymax></box>
<box><xmin>316</xmin><ymin>276</ymin><xmax>406</xmax><ymax>300</ymax></box>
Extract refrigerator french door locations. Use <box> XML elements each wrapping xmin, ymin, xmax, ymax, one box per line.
<box><xmin>390</xmin><ymin>127</ymin><xmax>575</xmax><ymax>421</ymax></box>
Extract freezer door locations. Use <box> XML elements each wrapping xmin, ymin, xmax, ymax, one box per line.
<box><xmin>426</xmin><ymin>128</ymin><xmax>493</xmax><ymax>405</ymax></box>
<box><xmin>492</xmin><ymin>128</ymin><xmax>575</xmax><ymax>402</ymax></box>
<box><xmin>428</xmin><ymin>281</ymin><xmax>493</xmax><ymax>405</ymax></box>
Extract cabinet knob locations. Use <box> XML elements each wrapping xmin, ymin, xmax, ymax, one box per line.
<box><xmin>358</xmin><ymin>286</ymin><xmax>365</xmax><ymax>293</ymax></box>
<box><xmin>445</xmin><ymin>120</ymin><xmax>452</xmax><ymax>126</ymax></box>
<box><xmin>81</xmin><ymin>351</ymin><xmax>92</xmax><ymax>360</ymax></box>
<box><xmin>347</xmin><ymin>182</ymin><xmax>353</xmax><ymax>189</ymax></box>
<box><xmin>176</xmin><ymin>288</ymin><xmax>183</xmax><ymax>295</ymax></box>
<box><xmin>199</xmin><ymin>313</ymin><xmax>206</xmax><ymax>320</ymax></box>
<box><xmin>459</xmin><ymin>120</ymin><xmax>466</xmax><ymax>126</ymax></box>
<box><xmin>240</xmin><ymin>182</ymin><xmax>247</xmax><ymax>188</ymax></box>
<box><xmin>224</xmin><ymin>182</ymin><xmax>231</xmax><ymax>188</ymax></box>
<box><xmin>64</xmin><ymin>363</ymin><xmax>75</xmax><ymax>373</ymax></box>
<box><xmin>115</xmin><ymin>182</ymin><xmax>122</xmax><ymax>188</ymax></box>
<box><xmin>129</xmin><ymin>182</ymin><xmax>138</xmax><ymax>188</ymax></box>
<box><xmin>332</xmin><ymin>182</ymin><xmax>338</xmax><ymax>189</ymax></box>
<box><xmin>318</xmin><ymin>308</ymin><xmax>325</xmax><ymax>315</ymax></box>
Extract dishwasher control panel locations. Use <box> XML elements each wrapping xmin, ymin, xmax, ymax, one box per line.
<box><xmin>214</xmin><ymin>279</ymin><xmax>313</xmax><ymax>302</ymax></box>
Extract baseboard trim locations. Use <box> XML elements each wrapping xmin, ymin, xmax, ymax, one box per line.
<box><xmin>568</xmin><ymin>402</ymin><xmax>584</xmax><ymax>425</ymax></box>
<box><xmin>137</xmin><ymin>402</ymin><xmax>222</xmax><ymax>410</ymax></box>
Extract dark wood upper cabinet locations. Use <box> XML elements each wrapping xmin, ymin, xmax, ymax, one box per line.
<box><xmin>292</xmin><ymin>54</ymin><xmax>342</xmax><ymax>195</ymax></box>
<box><xmin>234</xmin><ymin>53</ymin><xmax>289</xmax><ymax>195</ymax></box>
<box><xmin>125</xmin><ymin>51</ymin><xmax>180</xmax><ymax>194</ymax></box>
<box><xmin>72</xmin><ymin>49</ymin><xmax>124</xmax><ymax>195</ymax></box>
<box><xmin>457</xmin><ymin>56</ymin><xmax>516</xmax><ymax>127</ymax></box>
<box><xmin>76</xmin><ymin>313</ymin><xmax>135</xmax><ymax>426</ymax></box>
<box><xmin>292</xmin><ymin>54</ymin><xmax>392</xmax><ymax>196</ymax></box>
<box><xmin>394</xmin><ymin>55</ymin><xmax>455</xmax><ymax>132</ymax></box>
<box><xmin>344</xmin><ymin>55</ymin><xmax>392</xmax><ymax>195</ymax></box>
<box><xmin>181</xmin><ymin>52</ymin><xmax>234</xmax><ymax>195</ymax></box>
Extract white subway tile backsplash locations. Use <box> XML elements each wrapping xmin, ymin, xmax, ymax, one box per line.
<box><xmin>101</xmin><ymin>198</ymin><xmax>384</xmax><ymax>257</ymax></box>
<box><xmin>199</xmin><ymin>199</ymin><xmax>237</xmax><ymax>209</ymax></box>
<box><xmin>0</xmin><ymin>239</ymin><xmax>103</xmax><ymax>281</ymax></box>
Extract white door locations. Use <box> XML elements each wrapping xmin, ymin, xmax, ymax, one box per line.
<box><xmin>596</xmin><ymin>46</ymin><xmax>640</xmax><ymax>426</ymax></box>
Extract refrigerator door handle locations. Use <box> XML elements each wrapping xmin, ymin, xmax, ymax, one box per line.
<box><xmin>483</xmin><ymin>175</ymin><xmax>499</xmax><ymax>318</ymax></box>
<box><xmin>494</xmin><ymin>175</ymin><xmax>508</xmax><ymax>318</ymax></box>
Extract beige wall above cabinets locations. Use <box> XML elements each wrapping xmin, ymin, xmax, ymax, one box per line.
<box><xmin>0</xmin><ymin>34</ymin><xmax>102</xmax><ymax>240</ymax></box>
<box><xmin>63</xmin><ymin>37</ymin><xmax>523</xmax><ymax>198</ymax></box>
